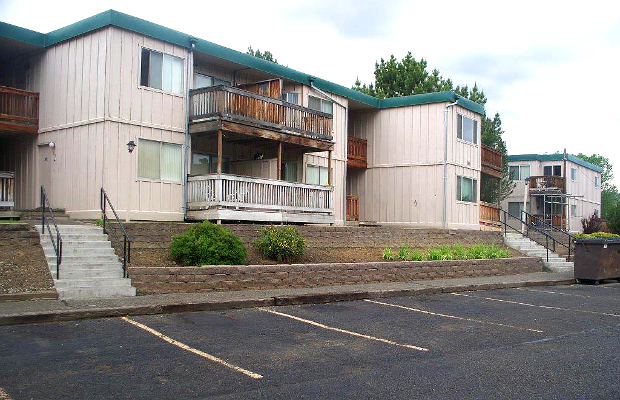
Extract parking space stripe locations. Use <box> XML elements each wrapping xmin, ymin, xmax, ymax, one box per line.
<box><xmin>259</xmin><ymin>308</ymin><xmax>428</xmax><ymax>352</ymax></box>
<box><xmin>121</xmin><ymin>317</ymin><xmax>263</xmax><ymax>379</ymax></box>
<box><xmin>363</xmin><ymin>299</ymin><xmax>543</xmax><ymax>333</ymax></box>
<box><xmin>0</xmin><ymin>387</ymin><xmax>12</xmax><ymax>400</ymax></box>
<box><xmin>451</xmin><ymin>293</ymin><xmax>620</xmax><ymax>317</ymax></box>
<box><xmin>518</xmin><ymin>287</ymin><xmax>620</xmax><ymax>300</ymax></box>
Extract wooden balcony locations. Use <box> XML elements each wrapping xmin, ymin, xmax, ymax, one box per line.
<box><xmin>529</xmin><ymin>175</ymin><xmax>565</xmax><ymax>192</ymax></box>
<box><xmin>347</xmin><ymin>136</ymin><xmax>367</xmax><ymax>168</ymax></box>
<box><xmin>0</xmin><ymin>86</ymin><xmax>39</xmax><ymax>134</ymax></box>
<box><xmin>479</xmin><ymin>201</ymin><xmax>500</xmax><ymax>227</ymax></box>
<box><xmin>189</xmin><ymin>85</ymin><xmax>333</xmax><ymax>148</ymax></box>
<box><xmin>186</xmin><ymin>174</ymin><xmax>334</xmax><ymax>224</ymax></box>
<box><xmin>346</xmin><ymin>195</ymin><xmax>359</xmax><ymax>221</ymax></box>
<box><xmin>0</xmin><ymin>171</ymin><xmax>15</xmax><ymax>209</ymax></box>
<box><xmin>481</xmin><ymin>144</ymin><xmax>503</xmax><ymax>178</ymax></box>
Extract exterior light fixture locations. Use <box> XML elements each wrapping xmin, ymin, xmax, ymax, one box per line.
<box><xmin>127</xmin><ymin>140</ymin><xmax>136</xmax><ymax>153</ymax></box>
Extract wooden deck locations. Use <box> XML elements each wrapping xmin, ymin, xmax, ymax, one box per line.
<box><xmin>347</xmin><ymin>136</ymin><xmax>367</xmax><ymax>169</ymax></box>
<box><xmin>529</xmin><ymin>175</ymin><xmax>565</xmax><ymax>192</ymax></box>
<box><xmin>479</xmin><ymin>201</ymin><xmax>500</xmax><ymax>227</ymax></box>
<box><xmin>189</xmin><ymin>85</ymin><xmax>333</xmax><ymax>143</ymax></box>
<box><xmin>346</xmin><ymin>195</ymin><xmax>359</xmax><ymax>221</ymax></box>
<box><xmin>0</xmin><ymin>86</ymin><xmax>39</xmax><ymax>134</ymax></box>
<box><xmin>186</xmin><ymin>174</ymin><xmax>334</xmax><ymax>224</ymax></box>
<box><xmin>481</xmin><ymin>144</ymin><xmax>503</xmax><ymax>178</ymax></box>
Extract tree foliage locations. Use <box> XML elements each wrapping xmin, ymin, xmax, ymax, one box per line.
<box><xmin>246</xmin><ymin>46</ymin><xmax>278</xmax><ymax>64</ymax></box>
<box><xmin>353</xmin><ymin>53</ymin><xmax>514</xmax><ymax>203</ymax></box>
<box><xmin>575</xmin><ymin>153</ymin><xmax>619</xmax><ymax>220</ymax></box>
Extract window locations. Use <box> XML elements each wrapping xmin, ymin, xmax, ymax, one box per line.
<box><xmin>282</xmin><ymin>92</ymin><xmax>299</xmax><ymax>105</ymax></box>
<box><xmin>140</xmin><ymin>48</ymin><xmax>184</xmax><ymax>94</ymax></box>
<box><xmin>282</xmin><ymin>162</ymin><xmax>298</xmax><ymax>182</ymax></box>
<box><xmin>509</xmin><ymin>165</ymin><xmax>530</xmax><ymax>181</ymax></box>
<box><xmin>190</xmin><ymin>153</ymin><xmax>230</xmax><ymax>175</ymax></box>
<box><xmin>194</xmin><ymin>73</ymin><xmax>230</xmax><ymax>89</ymax></box>
<box><xmin>457</xmin><ymin>114</ymin><xmax>478</xmax><ymax>144</ymax></box>
<box><xmin>571</xmin><ymin>167</ymin><xmax>577</xmax><ymax>181</ymax></box>
<box><xmin>508</xmin><ymin>201</ymin><xmax>529</xmax><ymax>217</ymax></box>
<box><xmin>308</xmin><ymin>95</ymin><xmax>333</xmax><ymax>114</ymax></box>
<box><xmin>138</xmin><ymin>139</ymin><xmax>183</xmax><ymax>182</ymax></box>
<box><xmin>306</xmin><ymin>165</ymin><xmax>328</xmax><ymax>186</ymax></box>
<box><xmin>544</xmin><ymin>165</ymin><xmax>562</xmax><ymax>176</ymax></box>
<box><xmin>595</xmin><ymin>176</ymin><xmax>600</xmax><ymax>188</ymax></box>
<box><xmin>456</xmin><ymin>176</ymin><xmax>477</xmax><ymax>203</ymax></box>
<box><xmin>571</xmin><ymin>205</ymin><xmax>577</xmax><ymax>217</ymax></box>
<box><xmin>594</xmin><ymin>209</ymin><xmax>599</xmax><ymax>217</ymax></box>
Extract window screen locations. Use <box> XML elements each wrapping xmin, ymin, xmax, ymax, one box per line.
<box><xmin>457</xmin><ymin>114</ymin><xmax>477</xmax><ymax>144</ymax></box>
<box><xmin>138</xmin><ymin>139</ymin><xmax>182</xmax><ymax>182</ymax></box>
<box><xmin>456</xmin><ymin>176</ymin><xmax>477</xmax><ymax>203</ymax></box>
<box><xmin>140</xmin><ymin>48</ymin><xmax>183</xmax><ymax>94</ymax></box>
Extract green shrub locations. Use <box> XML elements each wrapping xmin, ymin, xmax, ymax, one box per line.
<box><xmin>254</xmin><ymin>225</ymin><xmax>306</xmax><ymax>263</ymax></box>
<box><xmin>382</xmin><ymin>248</ymin><xmax>395</xmax><ymax>260</ymax></box>
<box><xmin>170</xmin><ymin>221</ymin><xmax>247</xmax><ymax>266</ymax></box>
<box><xmin>466</xmin><ymin>244</ymin><xmax>488</xmax><ymax>259</ymax></box>
<box><xmin>484</xmin><ymin>244</ymin><xmax>511</xmax><ymax>259</ymax></box>
<box><xmin>407</xmin><ymin>250</ymin><xmax>425</xmax><ymax>261</ymax></box>
<box><xmin>574</xmin><ymin>232</ymin><xmax>620</xmax><ymax>239</ymax></box>
<box><xmin>397</xmin><ymin>245</ymin><xmax>411</xmax><ymax>260</ymax></box>
<box><xmin>450</xmin><ymin>244</ymin><xmax>468</xmax><ymax>260</ymax></box>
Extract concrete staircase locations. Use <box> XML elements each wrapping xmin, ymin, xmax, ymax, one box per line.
<box><xmin>504</xmin><ymin>232</ymin><xmax>574</xmax><ymax>273</ymax></box>
<box><xmin>36</xmin><ymin>224</ymin><xmax>136</xmax><ymax>299</ymax></box>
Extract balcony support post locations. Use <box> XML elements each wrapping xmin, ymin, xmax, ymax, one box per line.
<box><xmin>217</xmin><ymin>129</ymin><xmax>223</xmax><ymax>173</ymax></box>
<box><xmin>277</xmin><ymin>141</ymin><xmax>282</xmax><ymax>180</ymax></box>
<box><xmin>328</xmin><ymin>150</ymin><xmax>333</xmax><ymax>186</ymax></box>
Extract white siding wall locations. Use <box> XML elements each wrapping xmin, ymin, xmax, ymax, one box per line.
<box><xmin>348</xmin><ymin>103</ymin><xmax>481</xmax><ymax>229</ymax></box>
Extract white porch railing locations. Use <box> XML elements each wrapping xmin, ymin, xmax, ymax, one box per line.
<box><xmin>0</xmin><ymin>171</ymin><xmax>15</xmax><ymax>208</ymax></box>
<box><xmin>187</xmin><ymin>174</ymin><xmax>333</xmax><ymax>214</ymax></box>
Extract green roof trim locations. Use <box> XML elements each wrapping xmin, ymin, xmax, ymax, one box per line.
<box><xmin>0</xmin><ymin>10</ymin><xmax>485</xmax><ymax>115</ymax></box>
<box><xmin>507</xmin><ymin>154</ymin><xmax>603</xmax><ymax>173</ymax></box>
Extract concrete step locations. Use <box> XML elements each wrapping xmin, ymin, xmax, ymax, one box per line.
<box><xmin>35</xmin><ymin>225</ymin><xmax>103</xmax><ymax>234</ymax></box>
<box><xmin>56</xmin><ymin>286</ymin><xmax>136</xmax><ymax>299</ymax></box>
<box><xmin>48</xmin><ymin>261</ymin><xmax>123</xmax><ymax>269</ymax></box>
<box><xmin>46</xmin><ymin>254</ymin><xmax>120</xmax><ymax>264</ymax></box>
<box><xmin>54</xmin><ymin>277</ymin><xmax>132</xmax><ymax>288</ymax></box>
<box><xmin>41</xmin><ymin>240</ymin><xmax>112</xmax><ymax>249</ymax></box>
<box><xmin>51</xmin><ymin>268</ymin><xmax>124</xmax><ymax>279</ymax></box>
<box><xmin>43</xmin><ymin>247</ymin><xmax>115</xmax><ymax>256</ymax></box>
<box><xmin>41</xmin><ymin>233</ymin><xmax>109</xmax><ymax>241</ymax></box>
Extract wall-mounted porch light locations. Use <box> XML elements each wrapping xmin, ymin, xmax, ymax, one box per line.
<box><xmin>127</xmin><ymin>140</ymin><xmax>136</xmax><ymax>153</ymax></box>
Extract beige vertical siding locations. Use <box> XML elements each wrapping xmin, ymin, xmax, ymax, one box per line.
<box><xmin>349</xmin><ymin>103</ymin><xmax>481</xmax><ymax>229</ymax></box>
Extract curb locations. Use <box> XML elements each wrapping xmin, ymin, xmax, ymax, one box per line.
<box><xmin>0</xmin><ymin>291</ymin><xmax>58</xmax><ymax>303</ymax></box>
<box><xmin>0</xmin><ymin>278</ymin><xmax>574</xmax><ymax>326</ymax></box>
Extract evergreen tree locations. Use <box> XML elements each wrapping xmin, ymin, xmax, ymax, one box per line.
<box><xmin>246</xmin><ymin>46</ymin><xmax>278</xmax><ymax>64</ymax></box>
<box><xmin>575</xmin><ymin>153</ymin><xmax>619</xmax><ymax>220</ymax></box>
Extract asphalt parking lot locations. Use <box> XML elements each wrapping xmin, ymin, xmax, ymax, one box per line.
<box><xmin>1</xmin><ymin>282</ymin><xmax>620</xmax><ymax>400</ymax></box>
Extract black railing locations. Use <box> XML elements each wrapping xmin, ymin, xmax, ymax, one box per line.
<box><xmin>522</xmin><ymin>209</ymin><xmax>574</xmax><ymax>261</ymax></box>
<box><xmin>100</xmin><ymin>188</ymin><xmax>130</xmax><ymax>277</ymax></box>
<box><xmin>500</xmin><ymin>209</ymin><xmax>557</xmax><ymax>262</ymax></box>
<box><xmin>41</xmin><ymin>186</ymin><xmax>62</xmax><ymax>278</ymax></box>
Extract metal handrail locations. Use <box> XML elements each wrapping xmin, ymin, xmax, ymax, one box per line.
<box><xmin>41</xmin><ymin>186</ymin><xmax>62</xmax><ymax>278</ymax></box>
<box><xmin>500</xmin><ymin>208</ymin><xmax>559</xmax><ymax>262</ymax></box>
<box><xmin>521</xmin><ymin>209</ymin><xmax>574</xmax><ymax>260</ymax></box>
<box><xmin>100</xmin><ymin>188</ymin><xmax>131</xmax><ymax>278</ymax></box>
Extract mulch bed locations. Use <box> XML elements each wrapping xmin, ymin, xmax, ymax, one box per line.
<box><xmin>0</xmin><ymin>237</ymin><xmax>54</xmax><ymax>294</ymax></box>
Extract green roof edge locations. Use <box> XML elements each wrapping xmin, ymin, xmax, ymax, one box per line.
<box><xmin>0</xmin><ymin>10</ymin><xmax>485</xmax><ymax>115</ymax></box>
<box><xmin>507</xmin><ymin>154</ymin><xmax>604</xmax><ymax>173</ymax></box>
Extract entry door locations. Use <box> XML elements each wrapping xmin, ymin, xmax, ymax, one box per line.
<box><xmin>39</xmin><ymin>145</ymin><xmax>53</xmax><ymax>202</ymax></box>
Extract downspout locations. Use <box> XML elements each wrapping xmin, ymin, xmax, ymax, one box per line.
<box><xmin>183</xmin><ymin>38</ymin><xmax>197</xmax><ymax>220</ymax></box>
<box><xmin>309</xmin><ymin>79</ymin><xmax>348</xmax><ymax>226</ymax></box>
<box><xmin>442</xmin><ymin>100</ymin><xmax>459</xmax><ymax>230</ymax></box>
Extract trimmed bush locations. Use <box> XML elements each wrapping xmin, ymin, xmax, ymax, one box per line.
<box><xmin>170</xmin><ymin>221</ymin><xmax>247</xmax><ymax>266</ymax></box>
<box><xmin>255</xmin><ymin>225</ymin><xmax>306</xmax><ymax>262</ymax></box>
<box><xmin>574</xmin><ymin>232</ymin><xmax>620</xmax><ymax>239</ymax></box>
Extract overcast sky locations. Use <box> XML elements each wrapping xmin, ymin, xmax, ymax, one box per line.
<box><xmin>2</xmin><ymin>0</ymin><xmax>619</xmax><ymax>186</ymax></box>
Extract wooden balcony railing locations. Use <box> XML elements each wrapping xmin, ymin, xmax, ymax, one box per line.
<box><xmin>479</xmin><ymin>201</ymin><xmax>500</xmax><ymax>226</ymax></box>
<box><xmin>481</xmin><ymin>144</ymin><xmax>503</xmax><ymax>178</ymax></box>
<box><xmin>529</xmin><ymin>175</ymin><xmax>565</xmax><ymax>191</ymax></box>
<box><xmin>189</xmin><ymin>85</ymin><xmax>333</xmax><ymax>141</ymax></box>
<box><xmin>187</xmin><ymin>174</ymin><xmax>333</xmax><ymax>214</ymax></box>
<box><xmin>0</xmin><ymin>171</ymin><xmax>15</xmax><ymax>209</ymax></box>
<box><xmin>347</xmin><ymin>136</ymin><xmax>367</xmax><ymax>168</ymax></box>
<box><xmin>0</xmin><ymin>86</ymin><xmax>39</xmax><ymax>134</ymax></box>
<box><xmin>346</xmin><ymin>195</ymin><xmax>359</xmax><ymax>221</ymax></box>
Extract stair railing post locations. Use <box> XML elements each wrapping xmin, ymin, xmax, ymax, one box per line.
<box><xmin>41</xmin><ymin>186</ymin><xmax>45</xmax><ymax>234</ymax></box>
<box><xmin>546</xmin><ymin>235</ymin><xmax>549</xmax><ymax>262</ymax></box>
<box><xmin>123</xmin><ymin>236</ymin><xmax>127</xmax><ymax>279</ymax></box>
<box><xmin>568</xmin><ymin>237</ymin><xmax>571</xmax><ymax>261</ymax></box>
<box><xmin>101</xmin><ymin>188</ymin><xmax>106</xmax><ymax>233</ymax></box>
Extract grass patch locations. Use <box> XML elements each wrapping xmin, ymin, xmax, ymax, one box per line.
<box><xmin>383</xmin><ymin>243</ymin><xmax>510</xmax><ymax>261</ymax></box>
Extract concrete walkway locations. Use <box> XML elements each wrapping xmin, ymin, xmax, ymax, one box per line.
<box><xmin>0</xmin><ymin>271</ymin><xmax>574</xmax><ymax>326</ymax></box>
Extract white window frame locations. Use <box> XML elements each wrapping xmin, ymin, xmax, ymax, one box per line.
<box><xmin>306</xmin><ymin>164</ymin><xmax>329</xmax><ymax>186</ymax></box>
<box><xmin>595</xmin><ymin>176</ymin><xmax>600</xmax><ymax>188</ymax></box>
<box><xmin>194</xmin><ymin>72</ymin><xmax>231</xmax><ymax>89</ymax></box>
<box><xmin>571</xmin><ymin>204</ymin><xmax>577</xmax><ymax>217</ymax></box>
<box><xmin>137</xmin><ymin>138</ymin><xmax>183</xmax><ymax>183</ymax></box>
<box><xmin>308</xmin><ymin>95</ymin><xmax>333</xmax><ymax>115</ymax></box>
<box><xmin>509</xmin><ymin>165</ymin><xmax>531</xmax><ymax>181</ymax></box>
<box><xmin>282</xmin><ymin>92</ymin><xmax>299</xmax><ymax>105</ymax></box>
<box><xmin>456</xmin><ymin>175</ymin><xmax>478</xmax><ymax>203</ymax></box>
<box><xmin>571</xmin><ymin>167</ymin><xmax>578</xmax><ymax>182</ymax></box>
<box><xmin>190</xmin><ymin>152</ymin><xmax>231</xmax><ymax>175</ymax></box>
<box><xmin>139</xmin><ymin>47</ymin><xmax>185</xmax><ymax>96</ymax></box>
<box><xmin>457</xmin><ymin>113</ymin><xmax>478</xmax><ymax>145</ymax></box>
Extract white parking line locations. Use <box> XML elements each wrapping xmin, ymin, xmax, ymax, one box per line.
<box><xmin>0</xmin><ymin>387</ymin><xmax>12</xmax><ymax>400</ymax></box>
<box><xmin>518</xmin><ymin>287</ymin><xmax>620</xmax><ymax>300</ymax></box>
<box><xmin>259</xmin><ymin>308</ymin><xmax>428</xmax><ymax>352</ymax></box>
<box><xmin>121</xmin><ymin>317</ymin><xmax>263</xmax><ymax>379</ymax></box>
<box><xmin>363</xmin><ymin>299</ymin><xmax>543</xmax><ymax>333</ymax></box>
<box><xmin>452</xmin><ymin>293</ymin><xmax>620</xmax><ymax>317</ymax></box>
